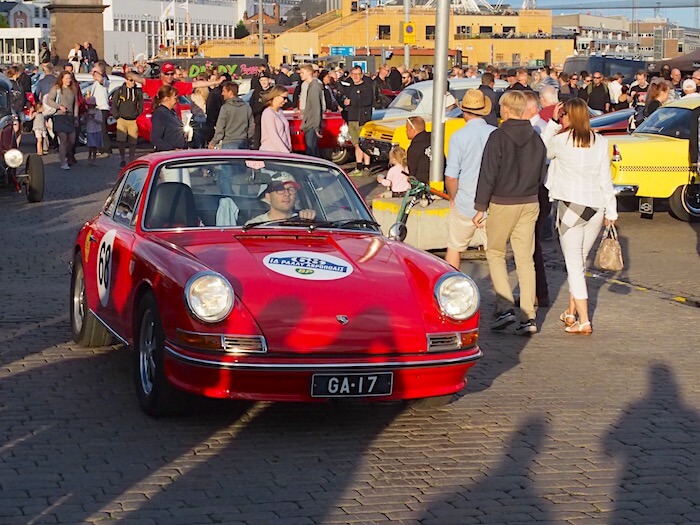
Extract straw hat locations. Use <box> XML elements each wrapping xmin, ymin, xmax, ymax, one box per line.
<box><xmin>459</xmin><ymin>89</ymin><xmax>492</xmax><ymax>116</ymax></box>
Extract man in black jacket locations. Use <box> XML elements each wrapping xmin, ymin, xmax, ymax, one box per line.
<box><xmin>405</xmin><ymin>116</ymin><xmax>437</xmax><ymax>185</ymax></box>
<box><xmin>342</xmin><ymin>66</ymin><xmax>374</xmax><ymax>176</ymax></box>
<box><xmin>477</xmin><ymin>72</ymin><xmax>499</xmax><ymax>127</ymax></box>
<box><xmin>250</xmin><ymin>73</ymin><xmax>273</xmax><ymax>149</ymax></box>
<box><xmin>112</xmin><ymin>76</ymin><xmax>143</xmax><ymax>166</ymax></box>
<box><xmin>472</xmin><ymin>91</ymin><xmax>547</xmax><ymax>336</ymax></box>
<box><xmin>205</xmin><ymin>73</ymin><xmax>231</xmax><ymax>144</ymax></box>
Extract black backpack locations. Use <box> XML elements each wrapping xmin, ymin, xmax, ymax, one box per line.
<box><xmin>9</xmin><ymin>80</ymin><xmax>25</xmax><ymax>115</ymax></box>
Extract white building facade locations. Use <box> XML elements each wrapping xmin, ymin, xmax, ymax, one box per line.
<box><xmin>102</xmin><ymin>0</ymin><xmax>245</xmax><ymax>64</ymax></box>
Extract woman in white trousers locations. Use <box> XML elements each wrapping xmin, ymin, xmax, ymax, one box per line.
<box><xmin>541</xmin><ymin>98</ymin><xmax>618</xmax><ymax>335</ymax></box>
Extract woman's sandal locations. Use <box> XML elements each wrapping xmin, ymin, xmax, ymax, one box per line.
<box><xmin>559</xmin><ymin>311</ymin><xmax>576</xmax><ymax>327</ymax></box>
<box><xmin>564</xmin><ymin>321</ymin><xmax>592</xmax><ymax>335</ymax></box>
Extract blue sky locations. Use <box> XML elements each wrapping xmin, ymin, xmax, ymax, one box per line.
<box><xmin>532</xmin><ymin>1</ymin><xmax>698</xmax><ymax>28</ymax></box>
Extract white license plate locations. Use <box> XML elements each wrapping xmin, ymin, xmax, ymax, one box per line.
<box><xmin>311</xmin><ymin>372</ymin><xmax>393</xmax><ymax>397</ymax></box>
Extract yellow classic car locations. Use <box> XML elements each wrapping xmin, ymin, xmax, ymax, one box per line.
<box><xmin>609</xmin><ymin>97</ymin><xmax>700</xmax><ymax>222</ymax></box>
<box><xmin>361</xmin><ymin>106</ymin><xmax>470</xmax><ymax>161</ymax></box>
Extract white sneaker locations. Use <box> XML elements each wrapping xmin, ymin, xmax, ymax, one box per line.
<box><xmin>61</xmin><ymin>163</ymin><xmax>70</xmax><ymax>170</ymax></box>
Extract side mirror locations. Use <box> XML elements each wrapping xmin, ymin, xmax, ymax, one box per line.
<box><xmin>388</xmin><ymin>222</ymin><xmax>407</xmax><ymax>242</ymax></box>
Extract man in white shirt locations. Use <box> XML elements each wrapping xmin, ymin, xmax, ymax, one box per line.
<box><xmin>609</xmin><ymin>73</ymin><xmax>624</xmax><ymax>105</ymax></box>
<box><xmin>91</xmin><ymin>65</ymin><xmax>111</xmax><ymax>156</ymax></box>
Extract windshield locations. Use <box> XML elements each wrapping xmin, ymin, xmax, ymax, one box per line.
<box><xmin>388</xmin><ymin>88</ymin><xmax>422</xmax><ymax>112</ymax></box>
<box><xmin>144</xmin><ymin>158</ymin><xmax>376</xmax><ymax>230</ymax></box>
<box><xmin>634</xmin><ymin>107</ymin><xmax>692</xmax><ymax>139</ymax></box>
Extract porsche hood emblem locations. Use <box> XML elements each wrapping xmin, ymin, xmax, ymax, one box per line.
<box><xmin>336</xmin><ymin>315</ymin><xmax>349</xmax><ymax>325</ymax></box>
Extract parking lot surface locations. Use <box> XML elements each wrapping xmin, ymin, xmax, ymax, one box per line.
<box><xmin>0</xmin><ymin>148</ymin><xmax>699</xmax><ymax>524</ymax></box>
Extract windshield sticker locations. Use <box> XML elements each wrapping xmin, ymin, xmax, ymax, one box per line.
<box><xmin>263</xmin><ymin>250</ymin><xmax>354</xmax><ymax>281</ymax></box>
<box><xmin>245</xmin><ymin>160</ymin><xmax>266</xmax><ymax>170</ymax></box>
<box><xmin>97</xmin><ymin>229</ymin><xmax>117</xmax><ymax>307</ymax></box>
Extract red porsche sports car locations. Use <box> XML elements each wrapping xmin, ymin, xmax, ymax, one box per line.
<box><xmin>69</xmin><ymin>150</ymin><xmax>481</xmax><ymax>416</ymax></box>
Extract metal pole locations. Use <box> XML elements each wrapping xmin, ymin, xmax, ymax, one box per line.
<box><xmin>366</xmin><ymin>4</ymin><xmax>370</xmax><ymax>56</ymax></box>
<box><xmin>259</xmin><ymin>0</ymin><xmax>264</xmax><ymax>59</ymax></box>
<box><xmin>187</xmin><ymin>10</ymin><xmax>191</xmax><ymax>57</ymax></box>
<box><xmin>429</xmin><ymin>0</ymin><xmax>449</xmax><ymax>189</ymax></box>
<box><xmin>404</xmin><ymin>0</ymin><xmax>410</xmax><ymax>68</ymax></box>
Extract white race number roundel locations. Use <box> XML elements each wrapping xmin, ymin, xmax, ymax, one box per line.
<box><xmin>263</xmin><ymin>250</ymin><xmax>354</xmax><ymax>281</ymax></box>
<box><xmin>97</xmin><ymin>229</ymin><xmax>117</xmax><ymax>307</ymax></box>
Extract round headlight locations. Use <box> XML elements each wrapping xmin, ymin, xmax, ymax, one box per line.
<box><xmin>185</xmin><ymin>271</ymin><xmax>234</xmax><ymax>323</ymax></box>
<box><xmin>4</xmin><ymin>148</ymin><xmax>23</xmax><ymax>168</ymax></box>
<box><xmin>434</xmin><ymin>272</ymin><xmax>480</xmax><ymax>321</ymax></box>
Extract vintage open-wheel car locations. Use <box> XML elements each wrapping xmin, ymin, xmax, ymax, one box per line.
<box><xmin>0</xmin><ymin>74</ymin><xmax>44</xmax><ymax>203</ymax></box>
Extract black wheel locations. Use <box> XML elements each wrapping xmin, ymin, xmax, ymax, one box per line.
<box><xmin>70</xmin><ymin>253</ymin><xmax>113</xmax><ymax>347</ymax></box>
<box><xmin>669</xmin><ymin>185</ymin><xmax>700</xmax><ymax>222</ymax></box>
<box><xmin>408</xmin><ymin>394</ymin><xmax>453</xmax><ymax>410</ymax></box>
<box><xmin>77</xmin><ymin>127</ymin><xmax>87</xmax><ymax>146</ymax></box>
<box><xmin>322</xmin><ymin>147</ymin><xmax>351</xmax><ymax>165</ymax></box>
<box><xmin>134</xmin><ymin>292</ymin><xmax>181</xmax><ymax>417</ymax></box>
<box><xmin>25</xmin><ymin>154</ymin><xmax>44</xmax><ymax>203</ymax></box>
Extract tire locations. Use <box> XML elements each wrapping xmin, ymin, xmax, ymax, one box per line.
<box><xmin>77</xmin><ymin>127</ymin><xmax>87</xmax><ymax>147</ymax></box>
<box><xmin>70</xmin><ymin>253</ymin><xmax>113</xmax><ymax>347</ymax></box>
<box><xmin>323</xmin><ymin>147</ymin><xmax>351</xmax><ymax>165</ymax></box>
<box><xmin>133</xmin><ymin>292</ymin><xmax>181</xmax><ymax>417</ymax></box>
<box><xmin>25</xmin><ymin>154</ymin><xmax>44</xmax><ymax>203</ymax></box>
<box><xmin>407</xmin><ymin>394</ymin><xmax>453</xmax><ymax>410</ymax></box>
<box><xmin>669</xmin><ymin>185</ymin><xmax>700</xmax><ymax>222</ymax></box>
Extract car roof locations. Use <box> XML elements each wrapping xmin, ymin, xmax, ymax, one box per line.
<box><xmin>135</xmin><ymin>148</ymin><xmax>338</xmax><ymax>166</ymax></box>
<box><xmin>408</xmin><ymin>77</ymin><xmax>509</xmax><ymax>92</ymax></box>
<box><xmin>665</xmin><ymin>96</ymin><xmax>700</xmax><ymax>110</ymax></box>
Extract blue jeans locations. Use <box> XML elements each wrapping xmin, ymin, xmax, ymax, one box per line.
<box><xmin>304</xmin><ymin>129</ymin><xmax>321</xmax><ymax>157</ymax></box>
<box><xmin>221</xmin><ymin>140</ymin><xmax>249</xmax><ymax>150</ymax></box>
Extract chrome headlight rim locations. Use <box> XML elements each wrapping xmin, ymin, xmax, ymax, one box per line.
<box><xmin>4</xmin><ymin>148</ymin><xmax>23</xmax><ymax>168</ymax></box>
<box><xmin>434</xmin><ymin>272</ymin><xmax>480</xmax><ymax>321</ymax></box>
<box><xmin>184</xmin><ymin>271</ymin><xmax>234</xmax><ymax>324</ymax></box>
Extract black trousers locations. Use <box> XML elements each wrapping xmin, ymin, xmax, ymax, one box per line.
<box><xmin>534</xmin><ymin>185</ymin><xmax>551</xmax><ymax>303</ymax></box>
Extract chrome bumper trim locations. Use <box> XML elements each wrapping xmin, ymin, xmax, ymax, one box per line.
<box><xmin>89</xmin><ymin>309</ymin><xmax>129</xmax><ymax>346</ymax></box>
<box><xmin>165</xmin><ymin>345</ymin><xmax>482</xmax><ymax>371</ymax></box>
<box><xmin>614</xmin><ymin>184</ymin><xmax>639</xmax><ymax>196</ymax></box>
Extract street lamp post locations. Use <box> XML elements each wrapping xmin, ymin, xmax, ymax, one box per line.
<box><xmin>366</xmin><ymin>2</ymin><xmax>370</xmax><ymax>56</ymax></box>
<box><xmin>258</xmin><ymin>0</ymin><xmax>264</xmax><ymax>59</ymax></box>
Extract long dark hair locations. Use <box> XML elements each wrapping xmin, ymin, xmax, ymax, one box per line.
<box><xmin>152</xmin><ymin>85</ymin><xmax>178</xmax><ymax>111</ymax></box>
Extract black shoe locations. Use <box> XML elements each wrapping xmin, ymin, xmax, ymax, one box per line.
<box><xmin>491</xmin><ymin>310</ymin><xmax>516</xmax><ymax>330</ymax></box>
<box><xmin>515</xmin><ymin>319</ymin><xmax>537</xmax><ymax>336</ymax></box>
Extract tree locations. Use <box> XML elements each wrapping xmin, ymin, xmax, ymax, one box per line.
<box><xmin>0</xmin><ymin>15</ymin><xmax>9</xmax><ymax>29</ymax></box>
<box><xmin>234</xmin><ymin>21</ymin><xmax>249</xmax><ymax>39</ymax></box>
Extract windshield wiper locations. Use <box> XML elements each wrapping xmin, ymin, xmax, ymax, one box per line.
<box><xmin>241</xmin><ymin>218</ymin><xmax>313</xmax><ymax>232</ymax></box>
<box><xmin>327</xmin><ymin>219</ymin><xmax>381</xmax><ymax>230</ymax></box>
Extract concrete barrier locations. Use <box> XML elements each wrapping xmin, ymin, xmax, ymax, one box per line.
<box><xmin>371</xmin><ymin>196</ymin><xmax>486</xmax><ymax>251</ymax></box>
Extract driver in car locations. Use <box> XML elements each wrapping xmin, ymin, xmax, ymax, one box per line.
<box><xmin>247</xmin><ymin>172</ymin><xmax>316</xmax><ymax>224</ymax></box>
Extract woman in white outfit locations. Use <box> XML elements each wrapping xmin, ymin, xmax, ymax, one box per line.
<box><xmin>541</xmin><ymin>98</ymin><xmax>618</xmax><ymax>335</ymax></box>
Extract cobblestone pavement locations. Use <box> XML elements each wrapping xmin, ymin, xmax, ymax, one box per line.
<box><xmin>0</xmin><ymin>147</ymin><xmax>699</xmax><ymax>524</ymax></box>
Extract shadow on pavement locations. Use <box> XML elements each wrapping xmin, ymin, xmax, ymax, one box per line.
<box><xmin>419</xmin><ymin>413</ymin><xmax>554</xmax><ymax>524</ymax></box>
<box><xmin>602</xmin><ymin>362</ymin><xmax>700</xmax><ymax>523</ymax></box>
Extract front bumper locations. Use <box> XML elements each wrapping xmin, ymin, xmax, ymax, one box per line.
<box><xmin>164</xmin><ymin>344</ymin><xmax>482</xmax><ymax>402</ymax></box>
<box><xmin>613</xmin><ymin>184</ymin><xmax>639</xmax><ymax>197</ymax></box>
<box><xmin>359</xmin><ymin>137</ymin><xmax>393</xmax><ymax>162</ymax></box>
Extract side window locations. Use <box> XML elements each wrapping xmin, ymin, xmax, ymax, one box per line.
<box><xmin>103</xmin><ymin>176</ymin><xmax>127</xmax><ymax>218</ymax></box>
<box><xmin>114</xmin><ymin>167</ymin><xmax>149</xmax><ymax>227</ymax></box>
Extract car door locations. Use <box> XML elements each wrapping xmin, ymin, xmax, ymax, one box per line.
<box><xmin>88</xmin><ymin>166</ymin><xmax>149</xmax><ymax>338</ymax></box>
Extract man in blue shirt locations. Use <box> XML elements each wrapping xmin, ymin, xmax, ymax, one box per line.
<box><xmin>444</xmin><ymin>90</ymin><xmax>497</xmax><ymax>269</ymax></box>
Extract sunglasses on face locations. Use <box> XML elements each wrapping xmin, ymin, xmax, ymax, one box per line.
<box><xmin>273</xmin><ymin>187</ymin><xmax>297</xmax><ymax>195</ymax></box>
<box><xmin>593</xmin><ymin>76</ymin><xmax>602</xmax><ymax>79</ymax></box>
<box><xmin>163</xmin><ymin>72</ymin><xmax>175</xmax><ymax>76</ymax></box>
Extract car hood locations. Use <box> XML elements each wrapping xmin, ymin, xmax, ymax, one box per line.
<box><xmin>178</xmin><ymin>231</ymin><xmax>446</xmax><ymax>354</ymax></box>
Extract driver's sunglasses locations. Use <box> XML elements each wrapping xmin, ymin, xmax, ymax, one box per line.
<box><xmin>274</xmin><ymin>187</ymin><xmax>297</xmax><ymax>195</ymax></box>
<box><xmin>163</xmin><ymin>72</ymin><xmax>175</xmax><ymax>76</ymax></box>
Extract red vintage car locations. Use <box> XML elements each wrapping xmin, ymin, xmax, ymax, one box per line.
<box><xmin>69</xmin><ymin>150</ymin><xmax>481</xmax><ymax>416</ymax></box>
<box><xmin>590</xmin><ymin>108</ymin><xmax>634</xmax><ymax>135</ymax></box>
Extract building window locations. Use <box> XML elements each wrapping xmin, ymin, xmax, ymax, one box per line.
<box><xmin>378</xmin><ymin>25</ymin><xmax>390</xmax><ymax>40</ymax></box>
<box><xmin>479</xmin><ymin>26</ymin><xmax>493</xmax><ymax>34</ymax></box>
<box><xmin>426</xmin><ymin>25</ymin><xmax>435</xmax><ymax>40</ymax></box>
<box><xmin>455</xmin><ymin>25</ymin><xmax>470</xmax><ymax>39</ymax></box>
<box><xmin>503</xmin><ymin>26</ymin><xmax>516</xmax><ymax>35</ymax></box>
<box><xmin>35</xmin><ymin>7</ymin><xmax>40</xmax><ymax>17</ymax></box>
